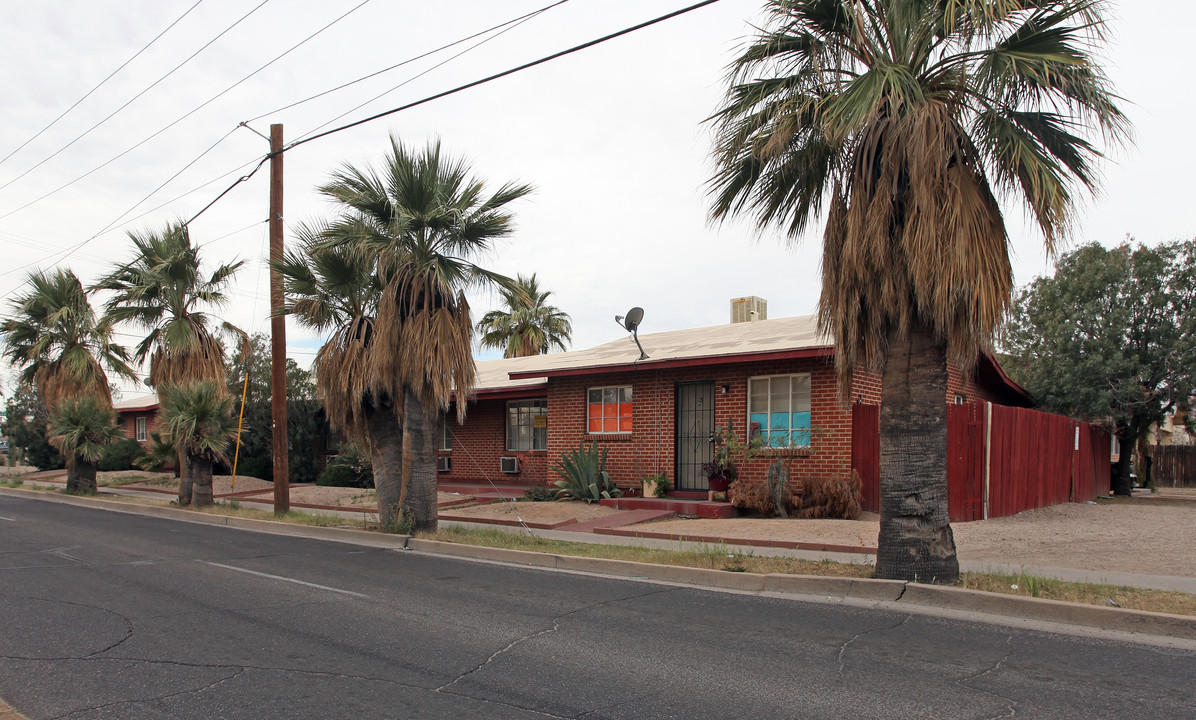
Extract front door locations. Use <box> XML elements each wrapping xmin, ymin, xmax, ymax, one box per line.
<box><xmin>675</xmin><ymin>381</ymin><xmax>715</xmax><ymax>491</ymax></box>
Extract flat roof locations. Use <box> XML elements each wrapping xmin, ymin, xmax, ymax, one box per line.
<box><xmin>476</xmin><ymin>314</ymin><xmax>830</xmax><ymax>392</ymax></box>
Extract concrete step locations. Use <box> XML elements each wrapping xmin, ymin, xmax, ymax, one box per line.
<box><xmin>600</xmin><ymin>496</ymin><xmax>737</xmax><ymax>519</ymax></box>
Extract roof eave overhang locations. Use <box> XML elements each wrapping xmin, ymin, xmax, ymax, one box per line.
<box><xmin>454</xmin><ymin>382</ymin><xmax>549</xmax><ymax>402</ymax></box>
<box><xmin>507</xmin><ymin>346</ymin><xmax>834</xmax><ymax>381</ymax></box>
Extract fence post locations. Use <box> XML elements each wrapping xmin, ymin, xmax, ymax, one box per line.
<box><xmin>983</xmin><ymin>401</ymin><xmax>992</xmax><ymax>520</ymax></box>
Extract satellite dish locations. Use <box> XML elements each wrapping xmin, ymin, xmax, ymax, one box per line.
<box><xmin>622</xmin><ymin>307</ymin><xmax>644</xmax><ymax>333</ymax></box>
<box><xmin>613</xmin><ymin>306</ymin><xmax>649</xmax><ymax>360</ymax></box>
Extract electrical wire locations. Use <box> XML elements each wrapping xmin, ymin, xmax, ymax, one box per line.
<box><xmin>0</xmin><ymin>0</ymin><xmax>207</xmax><ymax>169</ymax></box>
<box><xmin>0</xmin><ymin>0</ymin><xmax>371</xmax><ymax>222</ymax></box>
<box><xmin>251</xmin><ymin>0</ymin><xmax>570</xmax><ymax>127</ymax></box>
<box><xmin>292</xmin><ymin>3</ymin><xmax>555</xmax><ymax>144</ymax></box>
<box><xmin>288</xmin><ymin>0</ymin><xmax>723</xmax><ymax>151</ymax></box>
<box><xmin>0</xmin><ymin>0</ymin><xmax>270</xmax><ymax>193</ymax></box>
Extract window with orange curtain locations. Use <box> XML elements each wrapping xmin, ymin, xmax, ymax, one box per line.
<box><xmin>587</xmin><ymin>386</ymin><xmax>633</xmax><ymax>433</ymax></box>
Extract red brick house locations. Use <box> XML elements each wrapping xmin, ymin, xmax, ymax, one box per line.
<box><xmin>439</xmin><ymin>306</ymin><xmax>1032</xmax><ymax>494</ymax></box>
<box><xmin>113</xmin><ymin>394</ymin><xmax>160</xmax><ymax>448</ymax></box>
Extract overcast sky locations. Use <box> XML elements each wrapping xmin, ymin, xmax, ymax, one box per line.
<box><xmin>1</xmin><ymin>0</ymin><xmax>1192</xmax><ymax>395</ymax></box>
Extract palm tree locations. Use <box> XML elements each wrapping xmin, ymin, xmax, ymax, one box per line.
<box><xmin>158</xmin><ymin>380</ymin><xmax>237</xmax><ymax>506</ymax></box>
<box><xmin>476</xmin><ymin>273</ymin><xmax>572</xmax><ymax>357</ymax></box>
<box><xmin>274</xmin><ymin>228</ymin><xmax>405</xmax><ymax>524</ymax></box>
<box><xmin>319</xmin><ymin>136</ymin><xmax>532</xmax><ymax>531</ymax></box>
<box><xmin>1</xmin><ymin>269</ymin><xmax>136</xmax><ymax>410</ymax></box>
<box><xmin>47</xmin><ymin>395</ymin><xmax>123</xmax><ymax>494</ymax></box>
<box><xmin>93</xmin><ymin>221</ymin><xmax>245</xmax><ymax>391</ymax></box>
<box><xmin>708</xmin><ymin>0</ymin><xmax>1126</xmax><ymax>582</ymax></box>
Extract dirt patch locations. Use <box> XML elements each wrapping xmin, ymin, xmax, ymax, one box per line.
<box><xmin>124</xmin><ymin>475</ymin><xmax>274</xmax><ymax>495</ymax></box>
<box><xmin>445</xmin><ymin>501</ymin><xmax>621</xmax><ymax>525</ymax></box>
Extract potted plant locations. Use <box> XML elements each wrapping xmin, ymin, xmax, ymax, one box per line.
<box><xmin>702</xmin><ymin>420</ymin><xmax>760</xmax><ymax>501</ymax></box>
<box><xmin>640</xmin><ymin>474</ymin><xmax>671</xmax><ymax>498</ymax></box>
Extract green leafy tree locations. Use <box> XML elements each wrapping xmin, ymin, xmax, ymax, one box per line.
<box><xmin>226</xmin><ymin>333</ymin><xmax>328</xmax><ymax>484</ymax></box>
<box><xmin>159</xmin><ymin>380</ymin><xmax>237</xmax><ymax>507</ymax></box>
<box><xmin>708</xmin><ymin>0</ymin><xmax>1126</xmax><ymax>582</ymax></box>
<box><xmin>3</xmin><ymin>383</ymin><xmax>64</xmax><ymax>470</ymax></box>
<box><xmin>317</xmin><ymin>137</ymin><xmax>531</xmax><ymax>531</ymax></box>
<box><xmin>1002</xmin><ymin>239</ymin><xmax>1196</xmax><ymax>495</ymax></box>
<box><xmin>48</xmin><ymin>395</ymin><xmax>123</xmax><ymax>493</ymax></box>
<box><xmin>476</xmin><ymin>273</ymin><xmax>572</xmax><ymax>357</ymax></box>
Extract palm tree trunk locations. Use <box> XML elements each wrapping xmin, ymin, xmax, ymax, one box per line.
<box><xmin>192</xmin><ymin>454</ymin><xmax>214</xmax><ymax>506</ymax></box>
<box><xmin>64</xmin><ymin>457</ymin><xmax>82</xmax><ymax>493</ymax></box>
<box><xmin>875</xmin><ymin>318</ymin><xmax>959</xmax><ymax>584</ymax></box>
<box><xmin>402</xmin><ymin>386</ymin><xmax>439</xmax><ymax>533</ymax></box>
<box><xmin>366</xmin><ymin>410</ymin><xmax>403</xmax><ymax>526</ymax></box>
<box><xmin>76</xmin><ymin>458</ymin><xmax>98</xmax><ymax>494</ymax></box>
<box><xmin>178</xmin><ymin>455</ymin><xmax>194</xmax><ymax>506</ymax></box>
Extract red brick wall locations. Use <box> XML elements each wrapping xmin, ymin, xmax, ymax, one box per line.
<box><xmin>118</xmin><ymin>410</ymin><xmax>159</xmax><ymax>447</ymax></box>
<box><xmin>544</xmin><ymin>356</ymin><xmax>858</xmax><ymax>491</ymax></box>
<box><xmin>439</xmin><ymin>397</ymin><xmax>549</xmax><ymax>486</ymax></box>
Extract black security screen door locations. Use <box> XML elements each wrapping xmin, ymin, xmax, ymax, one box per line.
<box><xmin>675</xmin><ymin>381</ymin><xmax>715</xmax><ymax>491</ymax></box>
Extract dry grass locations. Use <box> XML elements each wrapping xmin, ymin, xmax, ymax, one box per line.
<box><xmin>961</xmin><ymin>571</ymin><xmax>1196</xmax><ymax>617</ymax></box>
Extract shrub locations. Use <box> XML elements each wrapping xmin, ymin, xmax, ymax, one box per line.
<box><xmin>97</xmin><ymin>438</ymin><xmax>146</xmax><ymax>472</ymax></box>
<box><xmin>797</xmin><ymin>471</ymin><xmax>862</xmax><ymax>519</ymax></box>
<box><xmin>316</xmin><ymin>444</ymin><xmax>373</xmax><ymax>488</ymax></box>
<box><xmin>728</xmin><ymin>480</ymin><xmax>776</xmax><ymax>515</ymax></box>
<box><xmin>234</xmin><ymin>455</ymin><xmax>273</xmax><ymax>480</ymax></box>
<box><xmin>523</xmin><ymin>485</ymin><xmax>556</xmax><ymax>502</ymax></box>
<box><xmin>640</xmin><ymin>474</ymin><xmax>671</xmax><ymax>498</ymax></box>
<box><xmin>553</xmin><ymin>441</ymin><xmax>621</xmax><ymax>503</ymax></box>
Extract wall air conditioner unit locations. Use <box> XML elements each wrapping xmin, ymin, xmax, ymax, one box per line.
<box><xmin>500</xmin><ymin>456</ymin><xmax>520</xmax><ymax>474</ymax></box>
<box><xmin>437</xmin><ymin>456</ymin><xmax>451</xmax><ymax>473</ymax></box>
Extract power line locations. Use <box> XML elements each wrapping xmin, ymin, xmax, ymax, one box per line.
<box><xmin>292</xmin><ymin>1</ymin><xmax>558</xmax><ymax>144</ymax></box>
<box><xmin>0</xmin><ymin>0</ymin><xmax>376</xmax><ymax>223</ymax></box>
<box><xmin>0</xmin><ymin>0</ymin><xmax>270</xmax><ymax>194</ymax></box>
<box><xmin>0</xmin><ymin>0</ymin><xmax>207</xmax><ymax>169</ymax></box>
<box><xmin>288</xmin><ymin>0</ymin><xmax>723</xmax><ymax>151</ymax></box>
<box><xmin>246</xmin><ymin>0</ymin><xmax>570</xmax><ymax>125</ymax></box>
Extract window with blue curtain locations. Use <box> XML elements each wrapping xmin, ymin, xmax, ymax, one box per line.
<box><xmin>748</xmin><ymin>374</ymin><xmax>811</xmax><ymax>447</ymax></box>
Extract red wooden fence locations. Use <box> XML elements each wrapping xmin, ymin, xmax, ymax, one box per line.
<box><xmin>851</xmin><ymin>402</ymin><xmax>1112</xmax><ymax>522</ymax></box>
<box><xmin>851</xmin><ymin>403</ymin><xmax>880</xmax><ymax>513</ymax></box>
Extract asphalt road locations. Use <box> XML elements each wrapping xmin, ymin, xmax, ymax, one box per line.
<box><xmin>1</xmin><ymin>494</ymin><xmax>1193</xmax><ymax>720</ymax></box>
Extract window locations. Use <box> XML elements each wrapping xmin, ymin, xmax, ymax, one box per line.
<box><xmin>506</xmin><ymin>400</ymin><xmax>547</xmax><ymax>451</ymax></box>
<box><xmin>748</xmin><ymin>374</ymin><xmax>811</xmax><ymax>447</ymax></box>
<box><xmin>954</xmin><ymin>394</ymin><xmax>968</xmax><ymax>405</ymax></box>
<box><xmin>587</xmin><ymin>386</ymin><xmax>632</xmax><ymax>433</ymax></box>
<box><xmin>135</xmin><ymin>416</ymin><xmax>148</xmax><ymax>442</ymax></box>
<box><xmin>440</xmin><ymin>418</ymin><xmax>453</xmax><ymax>451</ymax></box>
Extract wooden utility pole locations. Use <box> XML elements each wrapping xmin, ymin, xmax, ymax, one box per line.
<box><xmin>269</xmin><ymin>123</ymin><xmax>290</xmax><ymax>514</ymax></box>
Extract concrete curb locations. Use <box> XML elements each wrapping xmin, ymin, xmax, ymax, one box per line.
<box><xmin>4</xmin><ymin>487</ymin><xmax>1195</xmax><ymax>642</ymax></box>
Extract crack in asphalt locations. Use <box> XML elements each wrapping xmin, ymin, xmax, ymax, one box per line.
<box><xmin>433</xmin><ymin>586</ymin><xmax>678</xmax><ymax>712</ymax></box>
<box><xmin>50</xmin><ymin>667</ymin><xmax>247</xmax><ymax>720</ymax></box>
<box><xmin>955</xmin><ymin>636</ymin><xmax>1019</xmax><ymax>720</ymax></box>
<box><xmin>836</xmin><ymin>614</ymin><xmax>912</xmax><ymax>677</ymax></box>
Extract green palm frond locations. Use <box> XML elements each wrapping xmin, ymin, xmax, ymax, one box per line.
<box><xmin>708</xmin><ymin>0</ymin><xmax>1127</xmax><ymax>394</ymax></box>
<box><xmin>1</xmin><ymin>268</ymin><xmax>135</xmax><ymax>410</ymax></box>
<box><xmin>158</xmin><ymin>380</ymin><xmax>237</xmax><ymax>463</ymax></box>
<box><xmin>48</xmin><ymin>395</ymin><xmax>122</xmax><ymax>463</ymax></box>
<box><xmin>93</xmin><ymin>221</ymin><xmax>244</xmax><ymax>389</ymax></box>
<box><xmin>476</xmin><ymin>273</ymin><xmax>573</xmax><ymax>357</ymax></box>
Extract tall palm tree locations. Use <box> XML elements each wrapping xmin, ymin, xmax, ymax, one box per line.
<box><xmin>476</xmin><ymin>273</ymin><xmax>573</xmax><ymax>357</ymax></box>
<box><xmin>2</xmin><ymin>268</ymin><xmax>136</xmax><ymax>491</ymax></box>
<box><xmin>1</xmin><ymin>268</ymin><xmax>136</xmax><ymax>410</ymax></box>
<box><xmin>319</xmin><ymin>136</ymin><xmax>532</xmax><ymax>531</ymax></box>
<box><xmin>48</xmin><ymin>395</ymin><xmax>123</xmax><ymax>494</ymax></box>
<box><xmin>158</xmin><ymin>380</ymin><xmax>237</xmax><ymax>506</ymax></box>
<box><xmin>274</xmin><ymin>228</ymin><xmax>406</xmax><ymax>524</ymax></box>
<box><xmin>709</xmin><ymin>0</ymin><xmax>1126</xmax><ymax>582</ymax></box>
<box><xmin>93</xmin><ymin>221</ymin><xmax>245</xmax><ymax>391</ymax></box>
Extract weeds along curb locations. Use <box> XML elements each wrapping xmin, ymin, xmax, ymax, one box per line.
<box><xmin>5</xmin><ymin>487</ymin><xmax>1196</xmax><ymax>642</ymax></box>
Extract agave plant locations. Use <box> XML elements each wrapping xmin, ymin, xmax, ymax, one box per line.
<box><xmin>552</xmin><ymin>442</ymin><xmax>621</xmax><ymax>503</ymax></box>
